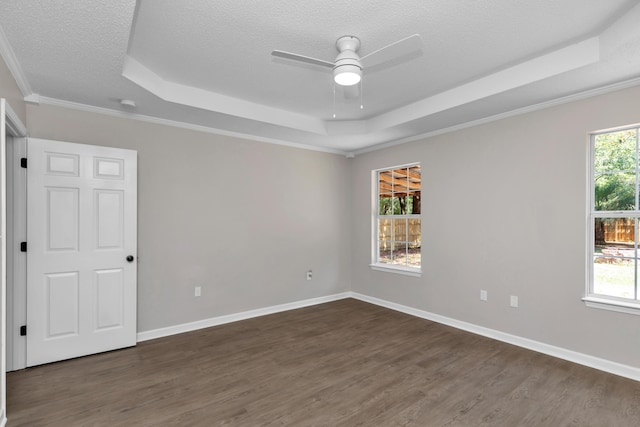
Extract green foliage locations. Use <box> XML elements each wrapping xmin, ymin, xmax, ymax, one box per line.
<box><xmin>594</xmin><ymin>130</ymin><xmax>637</xmax><ymax>211</ymax></box>
<box><xmin>379</xmin><ymin>196</ymin><xmax>414</xmax><ymax>215</ymax></box>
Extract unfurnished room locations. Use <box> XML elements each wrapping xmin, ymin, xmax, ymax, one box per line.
<box><xmin>0</xmin><ymin>1</ymin><xmax>640</xmax><ymax>426</ymax></box>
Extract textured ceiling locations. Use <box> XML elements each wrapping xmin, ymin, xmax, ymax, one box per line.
<box><xmin>1</xmin><ymin>1</ymin><xmax>640</xmax><ymax>154</ymax></box>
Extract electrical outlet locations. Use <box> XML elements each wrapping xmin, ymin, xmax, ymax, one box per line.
<box><xmin>480</xmin><ymin>290</ymin><xmax>488</xmax><ymax>301</ymax></box>
<box><xmin>195</xmin><ymin>286</ymin><xmax>201</xmax><ymax>297</ymax></box>
<box><xmin>306</xmin><ymin>270</ymin><xmax>313</xmax><ymax>280</ymax></box>
<box><xmin>510</xmin><ymin>295</ymin><xmax>518</xmax><ymax>307</ymax></box>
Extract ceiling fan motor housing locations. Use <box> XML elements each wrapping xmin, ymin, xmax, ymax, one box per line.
<box><xmin>334</xmin><ymin>36</ymin><xmax>362</xmax><ymax>85</ymax></box>
<box><xmin>335</xmin><ymin>35</ymin><xmax>360</xmax><ymax>52</ymax></box>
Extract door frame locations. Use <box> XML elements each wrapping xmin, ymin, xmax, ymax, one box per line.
<box><xmin>6</xmin><ymin>133</ymin><xmax>25</xmax><ymax>371</ymax></box>
<box><xmin>2</xmin><ymin>99</ymin><xmax>26</xmax><ymax>427</ymax></box>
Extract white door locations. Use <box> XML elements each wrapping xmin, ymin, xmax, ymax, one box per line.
<box><xmin>26</xmin><ymin>138</ymin><xmax>137</xmax><ymax>366</ymax></box>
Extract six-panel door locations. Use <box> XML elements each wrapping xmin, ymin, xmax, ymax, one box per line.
<box><xmin>26</xmin><ymin>138</ymin><xmax>137</xmax><ymax>367</ymax></box>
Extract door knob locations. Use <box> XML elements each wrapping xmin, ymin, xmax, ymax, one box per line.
<box><xmin>126</xmin><ymin>255</ymin><xmax>135</xmax><ymax>263</ymax></box>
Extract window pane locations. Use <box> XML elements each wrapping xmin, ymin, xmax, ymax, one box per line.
<box><xmin>379</xmin><ymin>169</ymin><xmax>393</xmax><ymax>198</ymax></box>
<box><xmin>379</xmin><ymin>170</ymin><xmax>393</xmax><ymax>195</ymax></box>
<box><xmin>408</xmin><ymin>218</ymin><xmax>421</xmax><ymax>246</ymax></box>
<box><xmin>379</xmin><ymin>219</ymin><xmax>391</xmax><ymax>241</ymax></box>
<box><xmin>394</xmin><ymin>218</ymin><xmax>407</xmax><ymax>241</ymax></box>
<box><xmin>393</xmin><ymin>168</ymin><xmax>409</xmax><ymax>197</ymax></box>
<box><xmin>391</xmin><ymin>197</ymin><xmax>400</xmax><ymax>215</ymax></box>
<box><xmin>408</xmin><ymin>218</ymin><xmax>421</xmax><ymax>268</ymax></box>
<box><xmin>396</xmin><ymin>195</ymin><xmax>410</xmax><ymax>214</ymax></box>
<box><xmin>404</xmin><ymin>196</ymin><xmax>413</xmax><ymax>214</ymax></box>
<box><xmin>391</xmin><ymin>241</ymin><xmax>408</xmax><ymax>266</ymax></box>
<box><xmin>593</xmin><ymin>257</ymin><xmax>635</xmax><ymax>299</ymax></box>
<box><xmin>411</xmin><ymin>192</ymin><xmax>421</xmax><ymax>214</ymax></box>
<box><xmin>594</xmin><ymin>129</ymin><xmax>636</xmax><ymax>174</ymax></box>
<box><xmin>407</xmin><ymin>250</ymin><xmax>421</xmax><ymax>268</ymax></box>
<box><xmin>593</xmin><ymin>216</ymin><xmax>638</xmax><ymax>300</ymax></box>
<box><xmin>378</xmin><ymin>241</ymin><xmax>391</xmax><ymax>264</ymax></box>
<box><xmin>594</xmin><ymin>172</ymin><xmax>635</xmax><ymax>211</ymax></box>
<box><xmin>379</xmin><ymin>197</ymin><xmax>393</xmax><ymax>215</ymax></box>
<box><xmin>380</xmin><ymin>186</ymin><xmax>393</xmax><ymax>197</ymax></box>
<box><xmin>594</xmin><ymin>218</ymin><xmax>635</xmax><ymax>252</ymax></box>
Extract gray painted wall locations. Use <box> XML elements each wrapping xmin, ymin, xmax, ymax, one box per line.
<box><xmin>351</xmin><ymin>85</ymin><xmax>640</xmax><ymax>368</ymax></box>
<box><xmin>27</xmin><ymin>104</ymin><xmax>352</xmax><ymax>332</ymax></box>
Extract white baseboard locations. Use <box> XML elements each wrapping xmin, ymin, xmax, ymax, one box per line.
<box><xmin>137</xmin><ymin>292</ymin><xmax>351</xmax><ymax>342</ymax></box>
<box><xmin>350</xmin><ymin>292</ymin><xmax>640</xmax><ymax>382</ymax></box>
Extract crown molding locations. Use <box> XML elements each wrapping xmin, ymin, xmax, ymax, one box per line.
<box><xmin>29</xmin><ymin>74</ymin><xmax>640</xmax><ymax>160</ymax></box>
<box><xmin>0</xmin><ymin>24</ymin><xmax>32</xmax><ymax>97</ymax></box>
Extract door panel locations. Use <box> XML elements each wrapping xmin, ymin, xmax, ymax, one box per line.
<box><xmin>47</xmin><ymin>187</ymin><xmax>79</xmax><ymax>251</ymax></box>
<box><xmin>95</xmin><ymin>268</ymin><xmax>124</xmax><ymax>329</ymax></box>
<box><xmin>46</xmin><ymin>152</ymin><xmax>79</xmax><ymax>175</ymax></box>
<box><xmin>27</xmin><ymin>138</ymin><xmax>137</xmax><ymax>367</ymax></box>
<box><xmin>95</xmin><ymin>190</ymin><xmax>124</xmax><ymax>249</ymax></box>
<box><xmin>46</xmin><ymin>271</ymin><xmax>79</xmax><ymax>337</ymax></box>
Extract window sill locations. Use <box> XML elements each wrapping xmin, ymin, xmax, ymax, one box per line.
<box><xmin>582</xmin><ymin>296</ymin><xmax>640</xmax><ymax>316</ymax></box>
<box><xmin>370</xmin><ymin>264</ymin><xmax>422</xmax><ymax>277</ymax></box>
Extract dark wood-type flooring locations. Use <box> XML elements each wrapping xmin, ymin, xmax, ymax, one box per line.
<box><xmin>7</xmin><ymin>299</ymin><xmax>640</xmax><ymax>426</ymax></box>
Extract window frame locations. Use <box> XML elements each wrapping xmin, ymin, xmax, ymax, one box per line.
<box><xmin>585</xmin><ymin>124</ymin><xmax>640</xmax><ymax>315</ymax></box>
<box><xmin>370</xmin><ymin>162</ymin><xmax>422</xmax><ymax>276</ymax></box>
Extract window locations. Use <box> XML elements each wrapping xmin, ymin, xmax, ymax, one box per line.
<box><xmin>372</xmin><ymin>163</ymin><xmax>421</xmax><ymax>275</ymax></box>
<box><xmin>587</xmin><ymin>126</ymin><xmax>640</xmax><ymax>314</ymax></box>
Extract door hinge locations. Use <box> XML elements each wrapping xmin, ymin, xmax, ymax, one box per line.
<box><xmin>20</xmin><ymin>242</ymin><xmax>27</xmax><ymax>252</ymax></box>
<box><xmin>20</xmin><ymin>325</ymin><xmax>26</xmax><ymax>336</ymax></box>
<box><xmin>20</xmin><ymin>157</ymin><xmax>27</xmax><ymax>168</ymax></box>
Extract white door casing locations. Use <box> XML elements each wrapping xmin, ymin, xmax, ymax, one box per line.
<box><xmin>1</xmin><ymin>99</ymin><xmax>8</xmax><ymax>427</ymax></box>
<box><xmin>2</xmin><ymin>99</ymin><xmax>26</xmax><ymax>426</ymax></box>
<box><xmin>6</xmin><ymin>136</ymin><xmax>27</xmax><ymax>372</ymax></box>
<box><xmin>26</xmin><ymin>138</ymin><xmax>137</xmax><ymax>367</ymax></box>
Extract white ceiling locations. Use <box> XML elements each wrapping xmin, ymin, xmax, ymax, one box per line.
<box><xmin>1</xmin><ymin>0</ymin><xmax>640</xmax><ymax>154</ymax></box>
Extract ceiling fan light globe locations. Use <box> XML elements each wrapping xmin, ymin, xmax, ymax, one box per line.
<box><xmin>335</xmin><ymin>72</ymin><xmax>361</xmax><ymax>86</ymax></box>
<box><xmin>334</xmin><ymin>65</ymin><xmax>362</xmax><ymax>86</ymax></box>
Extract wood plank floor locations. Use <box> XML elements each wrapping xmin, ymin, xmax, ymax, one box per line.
<box><xmin>7</xmin><ymin>299</ymin><xmax>640</xmax><ymax>426</ymax></box>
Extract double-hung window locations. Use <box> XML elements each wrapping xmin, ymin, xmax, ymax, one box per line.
<box><xmin>587</xmin><ymin>126</ymin><xmax>640</xmax><ymax>314</ymax></box>
<box><xmin>372</xmin><ymin>163</ymin><xmax>421</xmax><ymax>275</ymax></box>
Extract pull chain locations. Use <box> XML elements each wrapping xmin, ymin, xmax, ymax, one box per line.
<box><xmin>332</xmin><ymin>83</ymin><xmax>336</xmax><ymax>118</ymax></box>
<box><xmin>360</xmin><ymin>79</ymin><xmax>364</xmax><ymax>109</ymax></box>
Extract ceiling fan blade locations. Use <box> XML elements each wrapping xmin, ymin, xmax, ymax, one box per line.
<box><xmin>272</xmin><ymin>50</ymin><xmax>335</xmax><ymax>69</ymax></box>
<box><xmin>360</xmin><ymin>34</ymin><xmax>423</xmax><ymax>68</ymax></box>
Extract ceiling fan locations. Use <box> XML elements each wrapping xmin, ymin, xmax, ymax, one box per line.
<box><xmin>272</xmin><ymin>34</ymin><xmax>423</xmax><ymax>87</ymax></box>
